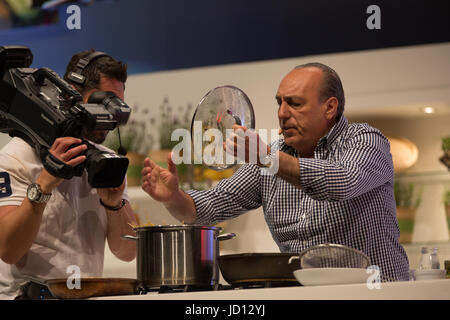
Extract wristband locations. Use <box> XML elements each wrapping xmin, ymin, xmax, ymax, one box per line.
<box><xmin>99</xmin><ymin>198</ymin><xmax>126</xmax><ymax>211</ymax></box>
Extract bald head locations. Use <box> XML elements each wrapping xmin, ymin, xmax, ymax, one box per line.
<box><xmin>294</xmin><ymin>62</ymin><xmax>345</xmax><ymax>121</ymax></box>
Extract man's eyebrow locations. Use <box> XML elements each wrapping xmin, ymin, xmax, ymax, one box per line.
<box><xmin>275</xmin><ymin>95</ymin><xmax>306</xmax><ymax>102</ymax></box>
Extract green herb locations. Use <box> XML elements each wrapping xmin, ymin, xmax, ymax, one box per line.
<box><xmin>443</xmin><ymin>190</ymin><xmax>450</xmax><ymax>206</ymax></box>
<box><xmin>442</xmin><ymin>136</ymin><xmax>450</xmax><ymax>152</ymax></box>
<box><xmin>158</xmin><ymin>97</ymin><xmax>193</xmax><ymax>150</ymax></box>
<box><xmin>103</xmin><ymin>97</ymin><xmax>193</xmax><ymax>155</ymax></box>
<box><xmin>394</xmin><ymin>181</ymin><xmax>423</xmax><ymax>208</ymax></box>
<box><xmin>103</xmin><ymin>104</ymin><xmax>155</xmax><ymax>155</ymax></box>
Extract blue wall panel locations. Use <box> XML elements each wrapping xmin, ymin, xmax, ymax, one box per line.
<box><xmin>0</xmin><ymin>0</ymin><xmax>448</xmax><ymax>76</ymax></box>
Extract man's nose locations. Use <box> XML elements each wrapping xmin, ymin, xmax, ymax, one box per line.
<box><xmin>278</xmin><ymin>101</ymin><xmax>290</xmax><ymax>119</ymax></box>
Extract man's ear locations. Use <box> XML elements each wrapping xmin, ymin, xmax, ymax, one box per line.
<box><xmin>324</xmin><ymin>97</ymin><xmax>338</xmax><ymax>121</ymax></box>
<box><xmin>81</xmin><ymin>88</ymin><xmax>96</xmax><ymax>103</ymax></box>
<box><xmin>69</xmin><ymin>83</ymin><xmax>89</xmax><ymax>102</ymax></box>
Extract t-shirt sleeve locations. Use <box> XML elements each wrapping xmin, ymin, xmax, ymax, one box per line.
<box><xmin>0</xmin><ymin>152</ymin><xmax>31</xmax><ymax>206</ymax></box>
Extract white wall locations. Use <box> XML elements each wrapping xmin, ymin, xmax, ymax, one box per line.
<box><xmin>0</xmin><ymin>132</ymin><xmax>10</xmax><ymax>148</ymax></box>
<box><xmin>123</xmin><ymin>42</ymin><xmax>450</xmax><ymax>134</ymax></box>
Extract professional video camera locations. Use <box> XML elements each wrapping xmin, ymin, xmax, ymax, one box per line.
<box><xmin>0</xmin><ymin>45</ymin><xmax>131</xmax><ymax>188</ymax></box>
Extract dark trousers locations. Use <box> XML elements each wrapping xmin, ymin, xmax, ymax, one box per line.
<box><xmin>15</xmin><ymin>281</ymin><xmax>56</xmax><ymax>300</ymax></box>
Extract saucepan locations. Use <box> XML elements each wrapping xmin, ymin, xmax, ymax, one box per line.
<box><xmin>121</xmin><ymin>225</ymin><xmax>235</xmax><ymax>290</ymax></box>
<box><xmin>218</xmin><ymin>252</ymin><xmax>300</xmax><ymax>285</ymax></box>
<box><xmin>45</xmin><ymin>278</ymin><xmax>138</xmax><ymax>299</ymax></box>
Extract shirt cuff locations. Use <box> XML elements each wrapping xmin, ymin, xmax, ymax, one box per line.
<box><xmin>185</xmin><ymin>189</ymin><xmax>217</xmax><ymax>225</ymax></box>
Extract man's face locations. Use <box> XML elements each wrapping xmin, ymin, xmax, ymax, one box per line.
<box><xmin>82</xmin><ymin>76</ymin><xmax>125</xmax><ymax>144</ymax></box>
<box><xmin>276</xmin><ymin>67</ymin><xmax>332</xmax><ymax>156</ymax></box>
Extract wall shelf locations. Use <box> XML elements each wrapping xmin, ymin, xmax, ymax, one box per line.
<box><xmin>395</xmin><ymin>170</ymin><xmax>450</xmax><ymax>185</ymax></box>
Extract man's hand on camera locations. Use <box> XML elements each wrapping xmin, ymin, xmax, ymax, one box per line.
<box><xmin>50</xmin><ymin>137</ymin><xmax>87</xmax><ymax>166</ymax></box>
<box><xmin>37</xmin><ymin>137</ymin><xmax>87</xmax><ymax>193</ymax></box>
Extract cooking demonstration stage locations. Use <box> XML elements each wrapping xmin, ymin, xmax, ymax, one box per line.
<box><xmin>40</xmin><ymin>276</ymin><xmax>450</xmax><ymax>300</ymax></box>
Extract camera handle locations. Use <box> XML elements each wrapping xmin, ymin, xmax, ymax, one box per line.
<box><xmin>40</xmin><ymin>147</ymin><xmax>84</xmax><ymax>180</ymax></box>
<box><xmin>32</xmin><ymin>68</ymin><xmax>83</xmax><ymax>102</ymax></box>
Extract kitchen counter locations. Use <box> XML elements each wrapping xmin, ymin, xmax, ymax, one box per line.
<box><xmin>93</xmin><ymin>279</ymin><xmax>450</xmax><ymax>300</ymax></box>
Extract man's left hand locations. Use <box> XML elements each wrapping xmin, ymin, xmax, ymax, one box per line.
<box><xmin>224</xmin><ymin>125</ymin><xmax>271</xmax><ymax>166</ymax></box>
<box><xmin>96</xmin><ymin>180</ymin><xmax>125</xmax><ymax>208</ymax></box>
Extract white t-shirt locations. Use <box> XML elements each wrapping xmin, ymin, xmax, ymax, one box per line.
<box><xmin>0</xmin><ymin>137</ymin><xmax>129</xmax><ymax>299</ymax></box>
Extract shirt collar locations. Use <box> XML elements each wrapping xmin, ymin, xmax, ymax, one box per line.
<box><xmin>279</xmin><ymin>115</ymin><xmax>348</xmax><ymax>155</ymax></box>
<box><xmin>317</xmin><ymin>115</ymin><xmax>348</xmax><ymax>149</ymax></box>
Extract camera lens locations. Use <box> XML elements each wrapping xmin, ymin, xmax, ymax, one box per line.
<box><xmin>84</xmin><ymin>144</ymin><xmax>129</xmax><ymax>188</ymax></box>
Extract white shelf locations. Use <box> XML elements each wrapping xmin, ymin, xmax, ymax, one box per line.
<box><xmin>395</xmin><ymin>170</ymin><xmax>450</xmax><ymax>185</ymax></box>
<box><xmin>126</xmin><ymin>186</ymin><xmax>149</xmax><ymax>200</ymax></box>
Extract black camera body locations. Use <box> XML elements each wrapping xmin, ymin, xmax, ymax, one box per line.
<box><xmin>0</xmin><ymin>45</ymin><xmax>131</xmax><ymax>188</ymax></box>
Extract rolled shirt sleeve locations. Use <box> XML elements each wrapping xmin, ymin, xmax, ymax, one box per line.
<box><xmin>186</xmin><ymin>164</ymin><xmax>262</xmax><ymax>225</ymax></box>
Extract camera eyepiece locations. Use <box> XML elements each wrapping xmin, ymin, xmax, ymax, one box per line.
<box><xmin>88</xmin><ymin>91</ymin><xmax>131</xmax><ymax>126</ymax></box>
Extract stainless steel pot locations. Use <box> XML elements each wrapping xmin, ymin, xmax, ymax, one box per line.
<box><xmin>121</xmin><ymin>225</ymin><xmax>235</xmax><ymax>289</ymax></box>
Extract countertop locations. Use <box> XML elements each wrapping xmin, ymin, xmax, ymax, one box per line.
<box><xmin>93</xmin><ymin>279</ymin><xmax>450</xmax><ymax>300</ymax></box>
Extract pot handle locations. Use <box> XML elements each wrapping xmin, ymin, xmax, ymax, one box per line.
<box><xmin>288</xmin><ymin>256</ymin><xmax>300</xmax><ymax>264</ymax></box>
<box><xmin>217</xmin><ymin>233</ymin><xmax>236</xmax><ymax>241</ymax></box>
<box><xmin>121</xmin><ymin>234</ymin><xmax>138</xmax><ymax>241</ymax></box>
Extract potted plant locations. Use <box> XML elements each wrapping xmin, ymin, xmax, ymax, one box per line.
<box><xmin>440</xmin><ymin>136</ymin><xmax>450</xmax><ymax>170</ymax></box>
<box><xmin>444</xmin><ymin>189</ymin><xmax>450</xmax><ymax>231</ymax></box>
<box><xmin>394</xmin><ymin>181</ymin><xmax>423</xmax><ymax>243</ymax></box>
<box><xmin>146</xmin><ymin>97</ymin><xmax>196</xmax><ymax>188</ymax></box>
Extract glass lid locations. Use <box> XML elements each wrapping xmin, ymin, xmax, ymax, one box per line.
<box><xmin>191</xmin><ymin>85</ymin><xmax>255</xmax><ymax>171</ymax></box>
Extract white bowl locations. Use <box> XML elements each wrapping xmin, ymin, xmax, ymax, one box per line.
<box><xmin>414</xmin><ymin>269</ymin><xmax>446</xmax><ymax>281</ymax></box>
<box><xmin>293</xmin><ymin>268</ymin><xmax>369</xmax><ymax>286</ymax></box>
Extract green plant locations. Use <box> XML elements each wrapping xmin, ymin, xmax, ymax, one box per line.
<box><xmin>103</xmin><ymin>104</ymin><xmax>155</xmax><ymax>155</ymax></box>
<box><xmin>440</xmin><ymin>136</ymin><xmax>450</xmax><ymax>170</ymax></box>
<box><xmin>442</xmin><ymin>137</ymin><xmax>450</xmax><ymax>152</ymax></box>
<box><xmin>104</xmin><ymin>97</ymin><xmax>194</xmax><ymax>155</ymax></box>
<box><xmin>158</xmin><ymin>97</ymin><xmax>193</xmax><ymax>150</ymax></box>
<box><xmin>394</xmin><ymin>181</ymin><xmax>423</xmax><ymax>208</ymax></box>
<box><xmin>444</xmin><ymin>189</ymin><xmax>450</xmax><ymax>206</ymax></box>
<box><xmin>104</xmin><ymin>97</ymin><xmax>192</xmax><ymax>155</ymax></box>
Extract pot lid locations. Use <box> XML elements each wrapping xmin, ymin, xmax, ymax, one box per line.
<box><xmin>191</xmin><ymin>85</ymin><xmax>255</xmax><ymax>171</ymax></box>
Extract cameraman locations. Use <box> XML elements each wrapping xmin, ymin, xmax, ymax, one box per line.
<box><xmin>0</xmin><ymin>50</ymin><xmax>137</xmax><ymax>299</ymax></box>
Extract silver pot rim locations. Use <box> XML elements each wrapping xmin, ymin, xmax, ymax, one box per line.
<box><xmin>132</xmin><ymin>224</ymin><xmax>222</xmax><ymax>232</ymax></box>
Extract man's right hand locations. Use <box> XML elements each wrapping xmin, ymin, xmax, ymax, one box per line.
<box><xmin>37</xmin><ymin>137</ymin><xmax>87</xmax><ymax>193</ymax></box>
<box><xmin>141</xmin><ymin>153</ymin><xmax>180</xmax><ymax>203</ymax></box>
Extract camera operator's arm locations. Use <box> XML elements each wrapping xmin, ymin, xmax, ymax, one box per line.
<box><xmin>97</xmin><ymin>184</ymin><xmax>137</xmax><ymax>262</ymax></box>
<box><xmin>0</xmin><ymin>138</ymin><xmax>87</xmax><ymax>265</ymax></box>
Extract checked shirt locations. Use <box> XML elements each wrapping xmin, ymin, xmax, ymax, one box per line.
<box><xmin>186</xmin><ymin>116</ymin><xmax>410</xmax><ymax>281</ymax></box>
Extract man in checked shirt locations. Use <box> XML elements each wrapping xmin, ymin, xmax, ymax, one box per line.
<box><xmin>141</xmin><ymin>63</ymin><xmax>410</xmax><ymax>282</ymax></box>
